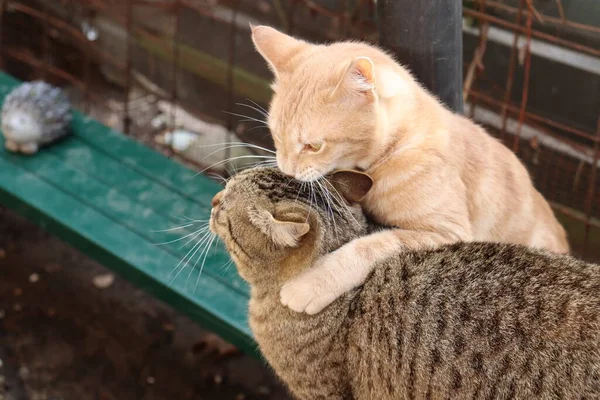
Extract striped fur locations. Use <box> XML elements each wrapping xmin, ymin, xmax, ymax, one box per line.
<box><xmin>211</xmin><ymin>168</ymin><xmax>600</xmax><ymax>400</ymax></box>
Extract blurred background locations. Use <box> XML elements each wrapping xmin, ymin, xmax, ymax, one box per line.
<box><xmin>0</xmin><ymin>0</ymin><xmax>597</xmax><ymax>260</ymax></box>
<box><xmin>0</xmin><ymin>0</ymin><xmax>598</xmax><ymax>398</ymax></box>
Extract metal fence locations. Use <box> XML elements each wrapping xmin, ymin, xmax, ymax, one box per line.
<box><xmin>0</xmin><ymin>0</ymin><xmax>598</xmax><ymax>260</ymax></box>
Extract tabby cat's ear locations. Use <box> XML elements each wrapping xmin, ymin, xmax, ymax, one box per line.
<box><xmin>251</xmin><ymin>25</ymin><xmax>308</xmax><ymax>79</ymax></box>
<box><xmin>249</xmin><ymin>208</ymin><xmax>310</xmax><ymax>248</ymax></box>
<box><xmin>328</xmin><ymin>170</ymin><xmax>373</xmax><ymax>204</ymax></box>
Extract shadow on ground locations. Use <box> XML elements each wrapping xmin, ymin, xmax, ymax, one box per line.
<box><xmin>0</xmin><ymin>209</ymin><xmax>290</xmax><ymax>400</ymax></box>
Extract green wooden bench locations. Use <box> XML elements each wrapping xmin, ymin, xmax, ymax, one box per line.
<box><xmin>0</xmin><ymin>72</ymin><xmax>256</xmax><ymax>356</ymax></box>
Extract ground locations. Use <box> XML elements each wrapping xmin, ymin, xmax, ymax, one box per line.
<box><xmin>0</xmin><ymin>209</ymin><xmax>291</xmax><ymax>400</ymax></box>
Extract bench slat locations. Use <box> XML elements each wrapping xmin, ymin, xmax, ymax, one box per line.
<box><xmin>49</xmin><ymin>137</ymin><xmax>215</xmax><ymax>238</ymax></box>
<box><xmin>74</xmin><ymin>116</ymin><xmax>219</xmax><ymax>205</ymax></box>
<box><xmin>0</xmin><ymin>73</ymin><xmax>256</xmax><ymax>356</ymax></box>
<box><xmin>0</xmin><ymin>148</ymin><xmax>248</xmax><ymax>295</ymax></box>
<box><xmin>0</xmin><ymin>155</ymin><xmax>255</xmax><ymax>353</ymax></box>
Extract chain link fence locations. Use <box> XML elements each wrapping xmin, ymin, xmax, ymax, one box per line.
<box><xmin>0</xmin><ymin>0</ymin><xmax>598</xmax><ymax>259</ymax></box>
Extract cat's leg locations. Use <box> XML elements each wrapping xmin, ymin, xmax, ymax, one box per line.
<box><xmin>281</xmin><ymin>228</ymin><xmax>464</xmax><ymax>314</ymax></box>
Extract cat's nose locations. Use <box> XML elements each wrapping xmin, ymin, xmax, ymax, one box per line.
<box><xmin>211</xmin><ymin>191</ymin><xmax>223</xmax><ymax>207</ymax></box>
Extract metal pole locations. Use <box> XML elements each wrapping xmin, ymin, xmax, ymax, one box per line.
<box><xmin>377</xmin><ymin>0</ymin><xmax>464</xmax><ymax>113</ymax></box>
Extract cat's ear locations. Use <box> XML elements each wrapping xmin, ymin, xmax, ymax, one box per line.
<box><xmin>249</xmin><ymin>208</ymin><xmax>310</xmax><ymax>248</ymax></box>
<box><xmin>333</xmin><ymin>57</ymin><xmax>406</xmax><ymax>99</ymax></box>
<box><xmin>251</xmin><ymin>25</ymin><xmax>308</xmax><ymax>79</ymax></box>
<box><xmin>333</xmin><ymin>57</ymin><xmax>376</xmax><ymax>98</ymax></box>
<box><xmin>328</xmin><ymin>170</ymin><xmax>373</xmax><ymax>203</ymax></box>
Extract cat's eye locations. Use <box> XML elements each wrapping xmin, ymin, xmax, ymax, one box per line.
<box><xmin>303</xmin><ymin>142</ymin><xmax>323</xmax><ymax>152</ymax></box>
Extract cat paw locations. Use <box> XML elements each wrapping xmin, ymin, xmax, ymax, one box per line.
<box><xmin>280</xmin><ymin>258</ymin><xmax>344</xmax><ymax>315</ymax></box>
<box><xmin>280</xmin><ymin>277</ymin><xmax>340</xmax><ymax>315</ymax></box>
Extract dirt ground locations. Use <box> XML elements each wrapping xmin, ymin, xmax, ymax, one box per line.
<box><xmin>0</xmin><ymin>209</ymin><xmax>291</xmax><ymax>400</ymax></box>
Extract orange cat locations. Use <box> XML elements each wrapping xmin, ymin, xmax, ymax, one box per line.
<box><xmin>251</xmin><ymin>25</ymin><xmax>569</xmax><ymax>314</ymax></box>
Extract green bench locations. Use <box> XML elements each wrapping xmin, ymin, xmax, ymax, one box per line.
<box><xmin>0</xmin><ymin>72</ymin><xmax>256</xmax><ymax>356</ymax></box>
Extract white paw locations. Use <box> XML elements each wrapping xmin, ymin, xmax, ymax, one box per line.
<box><xmin>280</xmin><ymin>271</ymin><xmax>341</xmax><ymax>315</ymax></box>
<box><xmin>280</xmin><ymin>251</ymin><xmax>354</xmax><ymax>315</ymax></box>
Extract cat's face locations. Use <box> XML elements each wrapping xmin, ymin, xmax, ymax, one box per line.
<box><xmin>251</xmin><ymin>26</ymin><xmax>407</xmax><ymax>182</ymax></box>
<box><xmin>267</xmin><ymin>64</ymin><xmax>377</xmax><ymax>182</ymax></box>
<box><xmin>210</xmin><ymin>167</ymin><xmax>372</xmax><ymax>283</ymax></box>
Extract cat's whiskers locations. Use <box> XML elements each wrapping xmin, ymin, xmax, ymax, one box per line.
<box><xmin>244</xmin><ymin>125</ymin><xmax>271</xmax><ymax>134</ymax></box>
<box><xmin>226</xmin><ymin>159</ymin><xmax>277</xmax><ymax>176</ymax></box>
<box><xmin>153</xmin><ymin>225</ymin><xmax>210</xmax><ymax>246</ymax></box>
<box><xmin>160</xmin><ymin>215</ymin><xmax>229</xmax><ymax>292</ymax></box>
<box><xmin>306</xmin><ymin>181</ymin><xmax>316</xmax><ymax>223</ymax></box>
<box><xmin>243</xmin><ymin>99</ymin><xmax>269</xmax><ymax>116</ymax></box>
<box><xmin>293</xmin><ymin>181</ymin><xmax>306</xmax><ymax>212</ymax></box>
<box><xmin>283</xmin><ymin>175</ymin><xmax>296</xmax><ymax>191</ymax></box>
<box><xmin>175</xmin><ymin>227</ymin><xmax>212</xmax><ymax>251</ymax></box>
<box><xmin>182</xmin><ymin>228</ymin><xmax>217</xmax><ymax>288</ymax></box>
<box><xmin>183</xmin><ymin>217</ymin><xmax>210</xmax><ymax>223</ymax></box>
<box><xmin>197</xmin><ymin>154</ymin><xmax>277</xmax><ymax>176</ymax></box>
<box><xmin>174</xmin><ymin>215</ymin><xmax>210</xmax><ymax>223</ymax></box>
<box><xmin>322</xmin><ymin>176</ymin><xmax>361</xmax><ymax>227</ymax></box>
<box><xmin>194</xmin><ymin>142</ymin><xmax>276</xmax><ymax>176</ymax></box>
<box><xmin>151</xmin><ymin>223</ymin><xmax>196</xmax><ymax>233</ymax></box>
<box><xmin>320</xmin><ymin>178</ymin><xmax>341</xmax><ymax>236</ymax></box>
<box><xmin>223</xmin><ymin>111</ymin><xmax>268</xmax><ymax>126</ymax></box>
<box><xmin>201</xmin><ymin>147</ymin><xmax>271</xmax><ymax>169</ymax></box>
<box><xmin>169</xmin><ymin>229</ymin><xmax>213</xmax><ymax>284</ymax></box>
<box><xmin>191</xmin><ymin>141</ymin><xmax>271</xmax><ymax>150</ymax></box>
<box><xmin>152</xmin><ymin>216</ymin><xmax>211</xmax><ymax>248</ymax></box>
<box><xmin>314</xmin><ymin>177</ymin><xmax>339</xmax><ymax>238</ymax></box>
<box><xmin>237</xmin><ymin>102</ymin><xmax>269</xmax><ymax>119</ymax></box>
<box><xmin>227</xmin><ymin>102</ymin><xmax>281</xmax><ymax>143</ymax></box>
<box><xmin>313</xmin><ymin>181</ymin><xmax>326</xmax><ymax>229</ymax></box>
<box><xmin>195</xmin><ymin>142</ymin><xmax>275</xmax><ymax>159</ymax></box>
<box><xmin>250</xmin><ymin>159</ymin><xmax>278</xmax><ymax>167</ymax></box>
<box><xmin>219</xmin><ymin>258</ymin><xmax>235</xmax><ymax>274</ymax></box>
<box><xmin>193</xmin><ymin>233</ymin><xmax>218</xmax><ymax>292</ymax></box>
<box><xmin>207</xmin><ymin>172</ymin><xmax>229</xmax><ymax>185</ymax></box>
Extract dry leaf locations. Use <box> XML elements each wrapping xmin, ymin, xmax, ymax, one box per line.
<box><xmin>93</xmin><ymin>273</ymin><xmax>115</xmax><ymax>289</ymax></box>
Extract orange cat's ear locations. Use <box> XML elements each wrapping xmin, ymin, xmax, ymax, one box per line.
<box><xmin>354</xmin><ymin>57</ymin><xmax>376</xmax><ymax>88</ymax></box>
<box><xmin>249</xmin><ymin>208</ymin><xmax>310</xmax><ymax>248</ymax></box>
<box><xmin>251</xmin><ymin>25</ymin><xmax>308</xmax><ymax>79</ymax></box>
<box><xmin>328</xmin><ymin>170</ymin><xmax>373</xmax><ymax>203</ymax></box>
<box><xmin>333</xmin><ymin>57</ymin><xmax>376</xmax><ymax>98</ymax></box>
<box><xmin>333</xmin><ymin>57</ymin><xmax>405</xmax><ymax>100</ymax></box>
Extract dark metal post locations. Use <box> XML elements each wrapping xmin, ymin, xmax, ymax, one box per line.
<box><xmin>377</xmin><ymin>0</ymin><xmax>464</xmax><ymax>113</ymax></box>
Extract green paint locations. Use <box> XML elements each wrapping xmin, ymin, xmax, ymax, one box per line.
<box><xmin>0</xmin><ymin>73</ymin><xmax>258</xmax><ymax>357</ymax></box>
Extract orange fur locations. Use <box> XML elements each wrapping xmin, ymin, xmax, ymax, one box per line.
<box><xmin>251</xmin><ymin>26</ymin><xmax>569</xmax><ymax>314</ymax></box>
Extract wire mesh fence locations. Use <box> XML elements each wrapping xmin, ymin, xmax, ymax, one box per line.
<box><xmin>0</xmin><ymin>0</ymin><xmax>598</xmax><ymax>260</ymax></box>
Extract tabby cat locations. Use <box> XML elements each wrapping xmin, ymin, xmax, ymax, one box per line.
<box><xmin>210</xmin><ymin>168</ymin><xmax>600</xmax><ymax>400</ymax></box>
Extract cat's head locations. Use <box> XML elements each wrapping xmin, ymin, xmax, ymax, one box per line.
<box><xmin>210</xmin><ymin>167</ymin><xmax>373</xmax><ymax>284</ymax></box>
<box><xmin>251</xmin><ymin>25</ymin><xmax>415</xmax><ymax>182</ymax></box>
